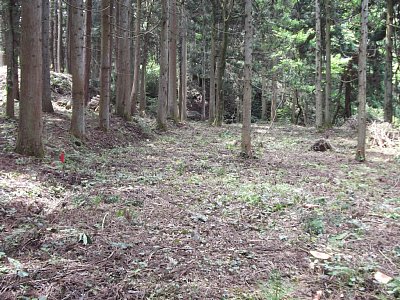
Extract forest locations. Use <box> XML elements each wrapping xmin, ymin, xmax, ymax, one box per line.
<box><xmin>0</xmin><ymin>0</ymin><xmax>399</xmax><ymax>299</ymax></box>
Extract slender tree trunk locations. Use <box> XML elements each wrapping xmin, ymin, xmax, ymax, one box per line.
<box><xmin>5</xmin><ymin>0</ymin><xmax>19</xmax><ymax>118</ymax></box>
<box><xmin>208</xmin><ymin>1</ymin><xmax>217</xmax><ymax>124</ymax></box>
<box><xmin>83</xmin><ymin>0</ymin><xmax>92</xmax><ymax>105</ymax></box>
<box><xmin>115</xmin><ymin>0</ymin><xmax>131</xmax><ymax>119</ymax></box>
<box><xmin>66</xmin><ymin>3</ymin><xmax>72</xmax><ymax>73</ymax></box>
<box><xmin>50</xmin><ymin>0</ymin><xmax>55</xmax><ymax>71</ymax></box>
<box><xmin>139</xmin><ymin>1</ymin><xmax>155</xmax><ymax>116</ymax></box>
<box><xmin>70</xmin><ymin>0</ymin><xmax>86</xmax><ymax>138</ymax></box>
<box><xmin>261</xmin><ymin>75</ymin><xmax>267</xmax><ymax>121</ymax></box>
<box><xmin>139</xmin><ymin>34</ymin><xmax>149</xmax><ymax>116</ymax></box>
<box><xmin>179</xmin><ymin>2</ymin><xmax>187</xmax><ymax>121</ymax></box>
<box><xmin>157</xmin><ymin>0</ymin><xmax>168</xmax><ymax>129</ymax></box>
<box><xmin>168</xmin><ymin>0</ymin><xmax>179</xmax><ymax>121</ymax></box>
<box><xmin>292</xmin><ymin>89</ymin><xmax>298</xmax><ymax>124</ymax></box>
<box><xmin>216</xmin><ymin>0</ymin><xmax>232</xmax><ymax>126</ymax></box>
<box><xmin>384</xmin><ymin>0</ymin><xmax>393</xmax><ymax>123</ymax></box>
<box><xmin>315</xmin><ymin>0</ymin><xmax>323</xmax><ymax>128</ymax></box>
<box><xmin>303</xmin><ymin>94</ymin><xmax>309</xmax><ymax>126</ymax></box>
<box><xmin>139</xmin><ymin>60</ymin><xmax>147</xmax><ymax>115</ymax></box>
<box><xmin>42</xmin><ymin>0</ymin><xmax>54</xmax><ymax>113</ymax></box>
<box><xmin>130</xmin><ymin>0</ymin><xmax>142</xmax><ymax>115</ymax></box>
<box><xmin>271</xmin><ymin>67</ymin><xmax>277</xmax><ymax>121</ymax></box>
<box><xmin>99</xmin><ymin>0</ymin><xmax>111</xmax><ymax>131</ymax></box>
<box><xmin>201</xmin><ymin>6</ymin><xmax>206</xmax><ymax>121</ymax></box>
<box><xmin>57</xmin><ymin>0</ymin><xmax>62</xmax><ymax>72</ymax></box>
<box><xmin>344</xmin><ymin>69</ymin><xmax>352</xmax><ymax>118</ymax></box>
<box><xmin>356</xmin><ymin>0</ymin><xmax>368</xmax><ymax>162</ymax></box>
<box><xmin>15</xmin><ymin>0</ymin><xmax>44</xmax><ymax>157</ymax></box>
<box><xmin>324</xmin><ymin>0</ymin><xmax>331</xmax><ymax>126</ymax></box>
<box><xmin>241</xmin><ymin>0</ymin><xmax>252</xmax><ymax>157</ymax></box>
<box><xmin>53</xmin><ymin>0</ymin><xmax>58</xmax><ymax>71</ymax></box>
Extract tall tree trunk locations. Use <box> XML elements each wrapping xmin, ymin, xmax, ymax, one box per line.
<box><xmin>70</xmin><ymin>0</ymin><xmax>85</xmax><ymax>138</ymax></box>
<box><xmin>292</xmin><ymin>89</ymin><xmax>298</xmax><ymax>124</ymax></box>
<box><xmin>99</xmin><ymin>0</ymin><xmax>111</xmax><ymax>131</ymax></box>
<box><xmin>15</xmin><ymin>0</ymin><xmax>44</xmax><ymax>157</ymax></box>
<box><xmin>139</xmin><ymin>60</ymin><xmax>147</xmax><ymax>115</ymax></box>
<box><xmin>66</xmin><ymin>3</ymin><xmax>72</xmax><ymax>73</ymax></box>
<box><xmin>208</xmin><ymin>1</ymin><xmax>217</xmax><ymax>124</ymax></box>
<box><xmin>50</xmin><ymin>0</ymin><xmax>55</xmax><ymax>70</ymax></box>
<box><xmin>315</xmin><ymin>0</ymin><xmax>323</xmax><ymax>128</ymax></box>
<box><xmin>42</xmin><ymin>0</ymin><xmax>54</xmax><ymax>113</ymax></box>
<box><xmin>83</xmin><ymin>0</ymin><xmax>92</xmax><ymax>105</ymax></box>
<box><xmin>179</xmin><ymin>2</ymin><xmax>187</xmax><ymax>121</ymax></box>
<box><xmin>168</xmin><ymin>0</ymin><xmax>179</xmax><ymax>121</ymax></box>
<box><xmin>271</xmin><ymin>66</ymin><xmax>277</xmax><ymax>121</ymax></box>
<box><xmin>139</xmin><ymin>1</ymin><xmax>154</xmax><ymax>117</ymax></box>
<box><xmin>201</xmin><ymin>4</ymin><xmax>206</xmax><ymax>121</ymax></box>
<box><xmin>344</xmin><ymin>66</ymin><xmax>352</xmax><ymax>119</ymax></box>
<box><xmin>130</xmin><ymin>0</ymin><xmax>142</xmax><ymax>115</ymax></box>
<box><xmin>56</xmin><ymin>0</ymin><xmax>62</xmax><ymax>72</ymax></box>
<box><xmin>261</xmin><ymin>75</ymin><xmax>267</xmax><ymax>121</ymax></box>
<box><xmin>115</xmin><ymin>0</ymin><xmax>131</xmax><ymax>119</ymax></box>
<box><xmin>324</xmin><ymin>0</ymin><xmax>331</xmax><ymax>126</ymax></box>
<box><xmin>216</xmin><ymin>0</ymin><xmax>232</xmax><ymax>126</ymax></box>
<box><xmin>241</xmin><ymin>0</ymin><xmax>252</xmax><ymax>158</ymax></box>
<box><xmin>157</xmin><ymin>0</ymin><xmax>168</xmax><ymax>130</ymax></box>
<box><xmin>384</xmin><ymin>0</ymin><xmax>393</xmax><ymax>123</ymax></box>
<box><xmin>356</xmin><ymin>0</ymin><xmax>368</xmax><ymax>162</ymax></box>
<box><xmin>53</xmin><ymin>0</ymin><xmax>58</xmax><ymax>71</ymax></box>
<box><xmin>5</xmin><ymin>0</ymin><xmax>19</xmax><ymax>118</ymax></box>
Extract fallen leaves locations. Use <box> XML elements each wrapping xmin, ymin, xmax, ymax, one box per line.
<box><xmin>310</xmin><ymin>250</ymin><xmax>331</xmax><ymax>260</ymax></box>
<box><xmin>374</xmin><ymin>271</ymin><xmax>393</xmax><ymax>284</ymax></box>
<box><xmin>312</xmin><ymin>290</ymin><xmax>323</xmax><ymax>300</ymax></box>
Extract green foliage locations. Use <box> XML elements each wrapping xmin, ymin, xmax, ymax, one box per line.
<box><xmin>260</xmin><ymin>271</ymin><xmax>292</xmax><ymax>300</ymax></box>
<box><xmin>303</xmin><ymin>215</ymin><xmax>325</xmax><ymax>235</ymax></box>
<box><xmin>387</xmin><ymin>277</ymin><xmax>400</xmax><ymax>298</ymax></box>
<box><xmin>145</xmin><ymin>59</ymin><xmax>160</xmax><ymax>99</ymax></box>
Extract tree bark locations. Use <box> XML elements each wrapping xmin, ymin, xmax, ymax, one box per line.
<box><xmin>139</xmin><ymin>60</ymin><xmax>147</xmax><ymax>115</ymax></box>
<box><xmin>168</xmin><ymin>0</ymin><xmax>179</xmax><ymax>121</ymax></box>
<box><xmin>53</xmin><ymin>0</ymin><xmax>58</xmax><ymax>71</ymax></box>
<box><xmin>99</xmin><ymin>0</ymin><xmax>111</xmax><ymax>131</ymax></box>
<box><xmin>261</xmin><ymin>75</ymin><xmax>267</xmax><ymax>121</ymax></box>
<box><xmin>271</xmin><ymin>66</ymin><xmax>277</xmax><ymax>122</ymax></box>
<box><xmin>201</xmin><ymin>3</ymin><xmax>206</xmax><ymax>121</ymax></box>
<box><xmin>344</xmin><ymin>64</ymin><xmax>352</xmax><ymax>119</ymax></box>
<box><xmin>315</xmin><ymin>0</ymin><xmax>323</xmax><ymax>128</ymax></box>
<box><xmin>384</xmin><ymin>0</ymin><xmax>393</xmax><ymax>123</ymax></box>
<box><xmin>115</xmin><ymin>0</ymin><xmax>131</xmax><ymax>119</ymax></box>
<box><xmin>157</xmin><ymin>0</ymin><xmax>168</xmax><ymax>130</ymax></box>
<box><xmin>356</xmin><ymin>0</ymin><xmax>368</xmax><ymax>162</ymax></box>
<box><xmin>57</xmin><ymin>0</ymin><xmax>62</xmax><ymax>72</ymax></box>
<box><xmin>324</xmin><ymin>0</ymin><xmax>331</xmax><ymax>126</ymax></box>
<box><xmin>208</xmin><ymin>1</ymin><xmax>217</xmax><ymax>124</ymax></box>
<box><xmin>292</xmin><ymin>89</ymin><xmax>298</xmax><ymax>124</ymax></box>
<box><xmin>15</xmin><ymin>0</ymin><xmax>44</xmax><ymax>157</ymax></box>
<box><xmin>83</xmin><ymin>0</ymin><xmax>92</xmax><ymax>105</ymax></box>
<box><xmin>241</xmin><ymin>0</ymin><xmax>252</xmax><ymax>157</ymax></box>
<box><xmin>179</xmin><ymin>2</ymin><xmax>187</xmax><ymax>121</ymax></box>
<box><xmin>42</xmin><ymin>0</ymin><xmax>54</xmax><ymax>113</ymax></box>
<box><xmin>215</xmin><ymin>0</ymin><xmax>232</xmax><ymax>126</ymax></box>
<box><xmin>130</xmin><ymin>0</ymin><xmax>142</xmax><ymax>115</ymax></box>
<box><xmin>5</xmin><ymin>0</ymin><xmax>19</xmax><ymax>118</ymax></box>
<box><xmin>50</xmin><ymin>0</ymin><xmax>55</xmax><ymax>70</ymax></box>
<box><xmin>70</xmin><ymin>0</ymin><xmax>86</xmax><ymax>138</ymax></box>
<box><xmin>66</xmin><ymin>3</ymin><xmax>72</xmax><ymax>73</ymax></box>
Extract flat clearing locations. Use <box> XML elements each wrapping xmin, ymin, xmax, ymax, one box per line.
<box><xmin>0</xmin><ymin>98</ymin><xmax>399</xmax><ymax>299</ymax></box>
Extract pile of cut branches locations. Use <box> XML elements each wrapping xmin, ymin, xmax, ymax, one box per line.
<box><xmin>368</xmin><ymin>122</ymin><xmax>400</xmax><ymax>148</ymax></box>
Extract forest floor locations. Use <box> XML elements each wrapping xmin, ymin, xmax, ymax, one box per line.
<box><xmin>1</xmin><ymin>72</ymin><xmax>400</xmax><ymax>300</ymax></box>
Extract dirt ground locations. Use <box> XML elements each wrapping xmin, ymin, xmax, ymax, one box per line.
<box><xmin>0</xmin><ymin>75</ymin><xmax>400</xmax><ymax>299</ymax></box>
